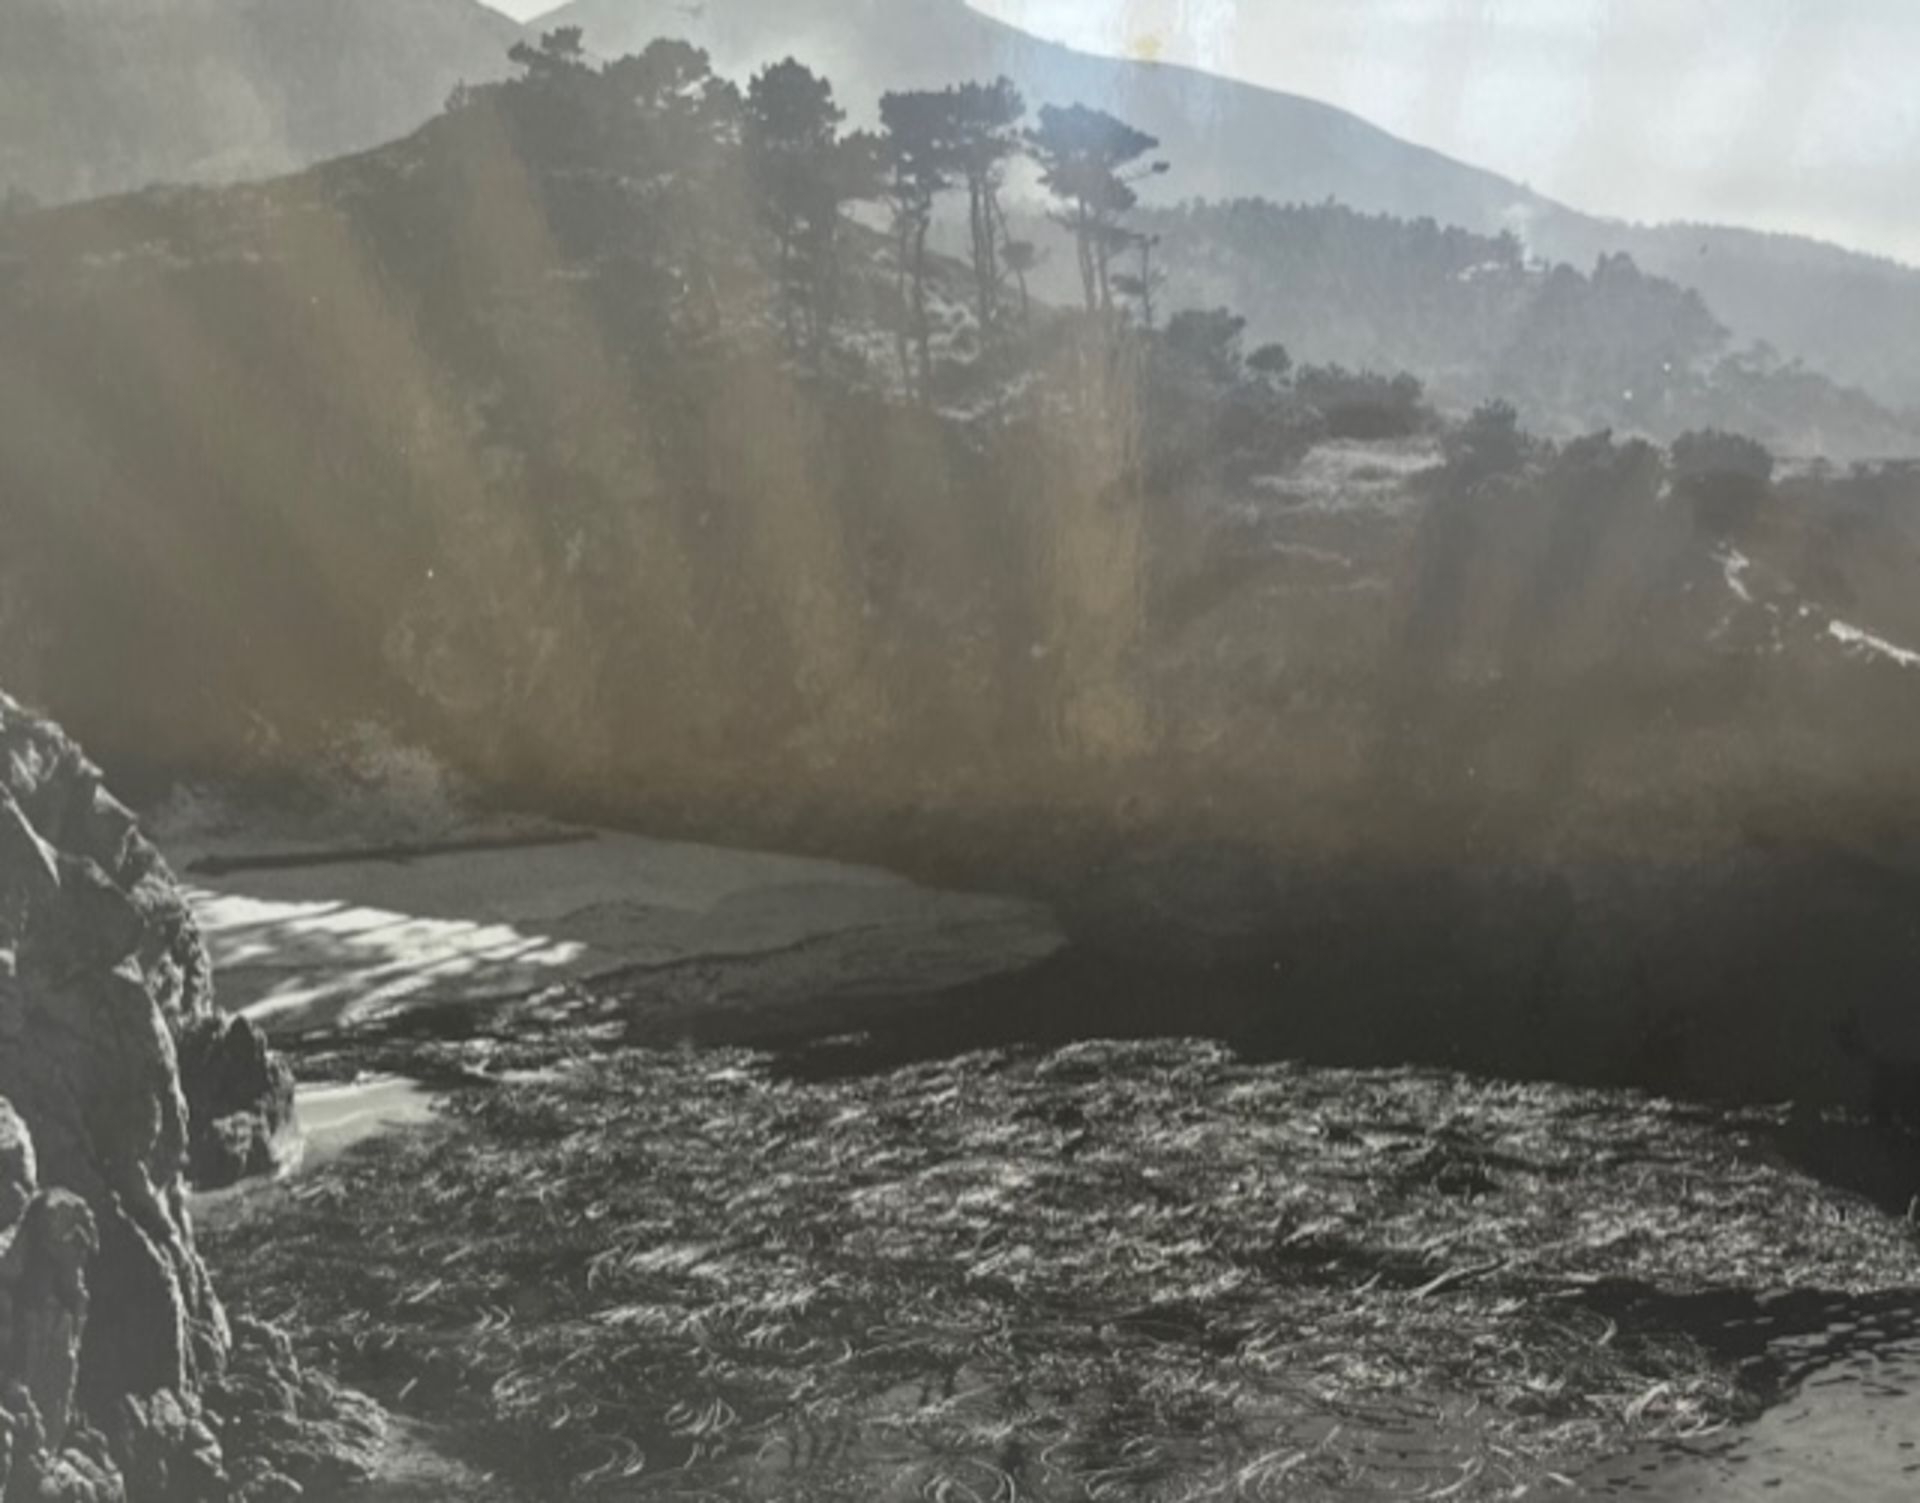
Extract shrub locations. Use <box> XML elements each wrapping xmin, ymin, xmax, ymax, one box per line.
<box><xmin>1441</xmin><ymin>399</ymin><xmax>1529</xmax><ymax>480</ymax></box>
<box><xmin>1671</xmin><ymin>428</ymin><xmax>1774</xmax><ymax>536</ymax></box>
<box><xmin>1247</xmin><ymin>342</ymin><xmax>1292</xmax><ymax>383</ymax></box>
<box><xmin>1295</xmin><ymin>364</ymin><xmax>1428</xmax><ymax>440</ymax></box>
<box><xmin>1162</xmin><ymin>307</ymin><xmax>1247</xmax><ymax>383</ymax></box>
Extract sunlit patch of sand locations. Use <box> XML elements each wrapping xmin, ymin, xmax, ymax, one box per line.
<box><xmin>186</xmin><ymin>824</ymin><xmax>1063</xmax><ymax>1034</ymax></box>
<box><xmin>191</xmin><ymin>889</ymin><xmax>592</xmax><ymax>1030</ymax></box>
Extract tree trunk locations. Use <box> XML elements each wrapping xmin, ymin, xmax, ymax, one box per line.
<box><xmin>990</xmin><ymin>194</ymin><xmax>1030</xmax><ymax>328</ymax></box>
<box><xmin>1138</xmin><ymin>238</ymin><xmax>1156</xmax><ymax>332</ymax></box>
<box><xmin>912</xmin><ymin>217</ymin><xmax>933</xmax><ymax>402</ymax></box>
<box><xmin>776</xmin><ymin>225</ymin><xmax>797</xmax><ymax>348</ymax></box>
<box><xmin>894</xmin><ymin>214</ymin><xmax>915</xmax><ymax>393</ymax></box>
<box><xmin>982</xmin><ymin>180</ymin><xmax>1003</xmax><ymax>329</ymax></box>
<box><xmin>968</xmin><ymin>175</ymin><xmax>1001</xmax><ymax>337</ymax></box>
<box><xmin>1074</xmin><ymin>204</ymin><xmax>1097</xmax><ymax>313</ymax></box>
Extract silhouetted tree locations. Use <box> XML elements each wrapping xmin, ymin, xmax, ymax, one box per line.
<box><xmin>744</xmin><ymin>59</ymin><xmax>850</xmax><ymax>355</ymax></box>
<box><xmin>1296</xmin><ymin>365</ymin><xmax>1429</xmax><ymax>439</ymax></box>
<box><xmin>877</xmin><ymin>77</ymin><xmax>1024</xmax><ymax>383</ymax></box>
<box><xmin>1026</xmin><ymin>103</ymin><xmax>1165</xmax><ymax>317</ymax></box>
<box><xmin>508</xmin><ymin>26</ymin><xmax>588</xmax><ymax>80</ymax></box>
<box><xmin>1441</xmin><ymin>399</ymin><xmax>1529</xmax><ymax>481</ymax></box>
<box><xmin>1142</xmin><ymin>308</ymin><xmax>1314</xmax><ymax>490</ymax></box>
<box><xmin>1002</xmin><ymin>237</ymin><xmax>1038</xmax><ymax>327</ymax></box>
<box><xmin>1247</xmin><ymin>342</ymin><xmax>1292</xmax><ymax>385</ymax></box>
<box><xmin>503</xmin><ymin>27</ymin><xmax>601</xmax><ymax>165</ymax></box>
<box><xmin>812</xmin><ymin>127</ymin><xmax>886</xmax><ymax>361</ymax></box>
<box><xmin>597</xmin><ymin>42</ymin><xmax>747</xmax><ymax>331</ymax></box>
<box><xmin>879</xmin><ymin>88</ymin><xmax>960</xmax><ymax>398</ymax></box>
<box><xmin>603</xmin><ymin>37</ymin><xmax>740</xmax><ymax>141</ymax></box>
<box><xmin>1672</xmin><ymin>428</ymin><xmax>1774</xmax><ymax>537</ymax></box>
<box><xmin>1163</xmin><ymin>307</ymin><xmax>1245</xmax><ymax>382</ymax></box>
<box><xmin>949</xmin><ymin>78</ymin><xmax>1025</xmax><ymax>335</ymax></box>
<box><xmin>1112</xmin><ymin>232</ymin><xmax>1164</xmax><ymax>331</ymax></box>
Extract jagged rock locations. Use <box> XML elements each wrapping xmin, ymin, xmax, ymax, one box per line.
<box><xmin>109</xmin><ymin>1391</ymin><xmax>228</xmax><ymax>1503</ymax></box>
<box><xmin>207</xmin><ymin>1319</ymin><xmax>384</xmax><ymax>1500</ymax></box>
<box><xmin>9</xmin><ymin>1418</ymin><xmax>126</xmax><ymax>1503</ymax></box>
<box><xmin>0</xmin><ymin>1186</ymin><xmax>97</xmax><ymax>1448</ymax></box>
<box><xmin>177</xmin><ymin>1018</ymin><xmax>295</xmax><ymax>1190</ymax></box>
<box><xmin>0</xmin><ymin>1099</ymin><xmax>31</xmax><ymax>1229</ymax></box>
<box><xmin>0</xmin><ymin>692</ymin><xmax>375</xmax><ymax>1500</ymax></box>
<box><xmin>0</xmin><ymin>1383</ymin><xmax>32</xmax><ymax>1497</ymax></box>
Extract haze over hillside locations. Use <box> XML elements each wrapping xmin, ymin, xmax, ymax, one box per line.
<box><xmin>544</xmin><ymin>0</ymin><xmax>1554</xmax><ymax>228</ymax></box>
<box><xmin>973</xmin><ymin>0</ymin><xmax>1920</xmax><ymax>271</ymax></box>
<box><xmin>6</xmin><ymin>0</ymin><xmax>1919</xmax><ymax>408</ymax></box>
<box><xmin>9</xmin><ymin>22</ymin><xmax>1920</xmax><ymax>1126</ymax></box>
<box><xmin>534</xmin><ymin>0</ymin><xmax>1920</xmax><ymax>412</ymax></box>
<box><xmin>0</xmin><ymin>0</ymin><xmax>523</xmax><ymax>205</ymax></box>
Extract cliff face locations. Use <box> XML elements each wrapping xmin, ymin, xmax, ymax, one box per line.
<box><xmin>0</xmin><ymin>690</ymin><xmax>365</xmax><ymax>1501</ymax></box>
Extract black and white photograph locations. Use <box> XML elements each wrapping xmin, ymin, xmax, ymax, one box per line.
<box><xmin>5</xmin><ymin>1</ymin><xmax>1920</xmax><ymax>1497</ymax></box>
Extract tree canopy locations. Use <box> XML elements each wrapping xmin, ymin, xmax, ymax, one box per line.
<box><xmin>1027</xmin><ymin>103</ymin><xmax>1166</xmax><ymax>316</ymax></box>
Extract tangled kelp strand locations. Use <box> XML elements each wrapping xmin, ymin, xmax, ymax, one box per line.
<box><xmin>202</xmin><ymin>1038</ymin><xmax>1920</xmax><ymax>1499</ymax></box>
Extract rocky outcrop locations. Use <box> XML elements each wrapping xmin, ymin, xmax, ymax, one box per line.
<box><xmin>0</xmin><ymin>691</ymin><xmax>374</xmax><ymax>1500</ymax></box>
<box><xmin>178</xmin><ymin>1017</ymin><xmax>296</xmax><ymax>1191</ymax></box>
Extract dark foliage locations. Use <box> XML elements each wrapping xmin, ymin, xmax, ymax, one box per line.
<box><xmin>1441</xmin><ymin>399</ymin><xmax>1531</xmax><ymax>482</ymax></box>
<box><xmin>6</xmin><ymin>31</ymin><xmax>1920</xmax><ymax>898</ymax></box>
<box><xmin>1671</xmin><ymin>429</ymin><xmax>1776</xmax><ymax>538</ymax></box>
<box><xmin>1027</xmin><ymin>103</ymin><xmax>1166</xmax><ymax>316</ymax></box>
<box><xmin>1135</xmin><ymin>200</ymin><xmax>1920</xmax><ymax>457</ymax></box>
<box><xmin>1296</xmin><ymin>365</ymin><xmax>1430</xmax><ymax>440</ymax></box>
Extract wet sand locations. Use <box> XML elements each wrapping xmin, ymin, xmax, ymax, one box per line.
<box><xmin>180</xmin><ymin>820</ymin><xmax>1063</xmax><ymax>1036</ymax></box>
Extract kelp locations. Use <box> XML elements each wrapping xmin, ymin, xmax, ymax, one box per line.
<box><xmin>202</xmin><ymin>1038</ymin><xmax>1920</xmax><ymax>1499</ymax></box>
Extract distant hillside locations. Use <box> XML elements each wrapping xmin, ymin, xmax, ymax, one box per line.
<box><xmin>9</xmin><ymin>21</ymin><xmax>1920</xmax><ymax>1130</ymax></box>
<box><xmin>8</xmin><ymin>0</ymin><xmax>1917</xmax><ymax>407</ymax></box>
<box><xmin>1128</xmin><ymin>200</ymin><xmax>1919</xmax><ymax>460</ymax></box>
<box><xmin>0</xmin><ymin>0</ymin><xmax>525</xmax><ymax>205</ymax></box>
<box><xmin>537</xmin><ymin>0</ymin><xmax>1920</xmax><ymax>411</ymax></box>
<box><xmin>3</xmin><ymin>40</ymin><xmax>1918</xmax><ymax>828</ymax></box>
<box><xmin>1525</xmin><ymin>217</ymin><xmax>1920</xmax><ymax>417</ymax></box>
<box><xmin>542</xmin><ymin>0</ymin><xmax>1555</xmax><ymax>228</ymax></box>
<box><xmin>11</xmin><ymin>46</ymin><xmax>1920</xmax><ymax>1123</ymax></box>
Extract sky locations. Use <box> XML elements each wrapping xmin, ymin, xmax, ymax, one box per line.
<box><xmin>483</xmin><ymin>1</ymin><xmax>1920</xmax><ymax>264</ymax></box>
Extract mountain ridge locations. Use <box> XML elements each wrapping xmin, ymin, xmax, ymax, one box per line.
<box><xmin>532</xmin><ymin>0</ymin><xmax>1920</xmax><ymax>408</ymax></box>
<box><xmin>6</xmin><ymin>0</ymin><xmax>1918</xmax><ymax>407</ymax></box>
<box><xmin>0</xmin><ymin>0</ymin><xmax>526</xmax><ymax>206</ymax></box>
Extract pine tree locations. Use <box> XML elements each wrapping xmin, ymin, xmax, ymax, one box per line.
<box><xmin>1025</xmin><ymin>104</ymin><xmax>1165</xmax><ymax>319</ymax></box>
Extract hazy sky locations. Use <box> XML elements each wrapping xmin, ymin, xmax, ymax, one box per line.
<box><xmin>484</xmin><ymin>1</ymin><xmax>1920</xmax><ymax>263</ymax></box>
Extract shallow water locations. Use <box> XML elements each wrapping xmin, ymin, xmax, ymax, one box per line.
<box><xmin>344</xmin><ymin>1418</ymin><xmax>513</xmax><ymax>1502</ymax></box>
<box><xmin>249</xmin><ymin>1074</ymin><xmax>447</xmax><ymax>1182</ymax></box>
<box><xmin>183</xmin><ymin>1076</ymin><xmax>444</xmax><ymax>1222</ymax></box>
<box><xmin>651</xmin><ymin>1375</ymin><xmax>1515</xmax><ymax>1501</ymax></box>
<box><xmin>1577</xmin><ymin>1300</ymin><xmax>1920</xmax><ymax>1499</ymax></box>
<box><xmin>293</xmin><ymin>1076</ymin><xmax>445</xmax><ymax>1168</ymax></box>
